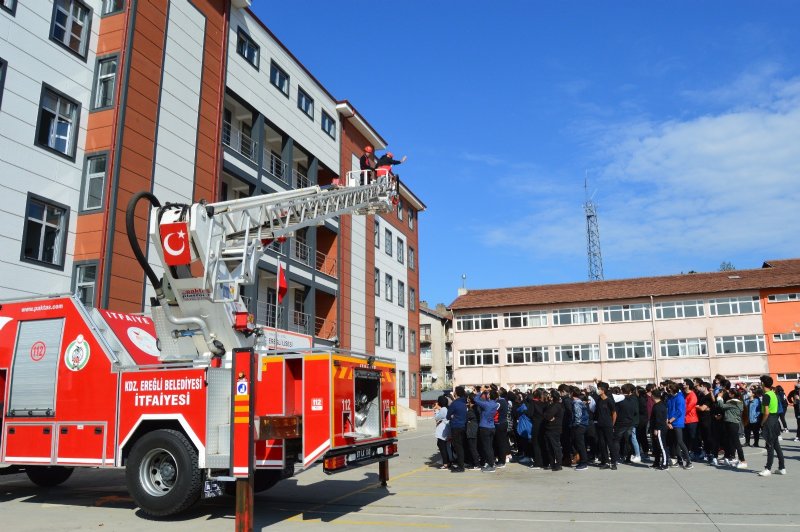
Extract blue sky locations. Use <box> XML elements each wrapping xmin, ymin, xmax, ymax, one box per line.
<box><xmin>253</xmin><ymin>1</ymin><xmax>800</xmax><ymax>306</ymax></box>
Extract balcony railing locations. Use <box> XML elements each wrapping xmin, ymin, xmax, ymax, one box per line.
<box><xmin>293</xmin><ymin>168</ymin><xmax>310</xmax><ymax>189</ymax></box>
<box><xmin>289</xmin><ymin>309</ymin><xmax>311</xmax><ymax>336</ymax></box>
<box><xmin>256</xmin><ymin>301</ymin><xmax>283</xmax><ymax>329</ymax></box>
<box><xmin>316</xmin><ymin>250</ymin><xmax>337</xmax><ymax>277</ymax></box>
<box><xmin>420</xmin><ymin>333</ymin><xmax>432</xmax><ymax>344</ymax></box>
<box><xmin>263</xmin><ymin>151</ymin><xmax>289</xmax><ymax>184</ymax></box>
<box><xmin>291</xmin><ymin>239</ymin><xmax>312</xmax><ymax>267</ymax></box>
<box><xmin>256</xmin><ymin>301</ymin><xmax>336</xmax><ymax>339</ymax></box>
<box><xmin>315</xmin><ymin>316</ymin><xmax>337</xmax><ymax>340</ymax></box>
<box><xmin>222</xmin><ymin>121</ymin><xmax>256</xmax><ymax>162</ymax></box>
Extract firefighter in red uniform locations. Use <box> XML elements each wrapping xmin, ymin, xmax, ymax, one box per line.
<box><xmin>376</xmin><ymin>151</ymin><xmax>406</xmax><ymax>179</ymax></box>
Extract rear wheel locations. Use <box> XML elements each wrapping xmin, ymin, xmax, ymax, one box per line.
<box><xmin>125</xmin><ymin>429</ymin><xmax>201</xmax><ymax>517</ymax></box>
<box><xmin>26</xmin><ymin>466</ymin><xmax>74</xmax><ymax>487</ymax></box>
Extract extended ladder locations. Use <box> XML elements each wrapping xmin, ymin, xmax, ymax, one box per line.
<box><xmin>203</xmin><ymin>172</ymin><xmax>396</xmax><ymax>302</ymax></box>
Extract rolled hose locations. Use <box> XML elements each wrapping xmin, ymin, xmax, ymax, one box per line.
<box><xmin>126</xmin><ymin>191</ymin><xmax>163</xmax><ymax>295</ymax></box>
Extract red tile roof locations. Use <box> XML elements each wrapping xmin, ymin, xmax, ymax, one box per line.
<box><xmin>448</xmin><ymin>259</ymin><xmax>800</xmax><ymax>311</ymax></box>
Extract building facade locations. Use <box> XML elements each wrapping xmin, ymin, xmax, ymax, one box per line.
<box><xmin>419</xmin><ymin>302</ymin><xmax>453</xmax><ymax>391</ymax></box>
<box><xmin>0</xmin><ymin>1</ymin><xmax>425</xmax><ymax>412</ymax></box>
<box><xmin>449</xmin><ymin>259</ymin><xmax>800</xmax><ymax>390</ymax></box>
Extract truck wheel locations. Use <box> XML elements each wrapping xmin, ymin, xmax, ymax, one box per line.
<box><xmin>26</xmin><ymin>466</ymin><xmax>74</xmax><ymax>487</ymax></box>
<box><xmin>125</xmin><ymin>429</ymin><xmax>201</xmax><ymax>517</ymax></box>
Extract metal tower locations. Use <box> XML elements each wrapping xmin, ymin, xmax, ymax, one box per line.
<box><xmin>584</xmin><ymin>179</ymin><xmax>604</xmax><ymax>281</ymax></box>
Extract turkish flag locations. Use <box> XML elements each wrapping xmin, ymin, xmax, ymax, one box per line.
<box><xmin>277</xmin><ymin>262</ymin><xmax>288</xmax><ymax>303</ymax></box>
<box><xmin>160</xmin><ymin>222</ymin><xmax>192</xmax><ymax>266</ymax></box>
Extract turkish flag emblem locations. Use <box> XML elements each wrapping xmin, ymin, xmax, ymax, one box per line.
<box><xmin>160</xmin><ymin>222</ymin><xmax>192</xmax><ymax>266</ymax></box>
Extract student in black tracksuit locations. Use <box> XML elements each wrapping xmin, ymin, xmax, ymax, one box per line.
<box><xmin>650</xmin><ymin>389</ymin><xmax>669</xmax><ymax>470</ymax></box>
<box><xmin>525</xmin><ymin>390</ymin><xmax>546</xmax><ymax>469</ymax></box>
<box><xmin>593</xmin><ymin>382</ymin><xmax>619</xmax><ymax>470</ymax></box>
<box><xmin>636</xmin><ymin>387</ymin><xmax>650</xmax><ymax>458</ymax></box>
<box><xmin>543</xmin><ymin>390</ymin><xmax>564</xmax><ymax>471</ymax></box>
<box><xmin>559</xmin><ymin>385</ymin><xmax>574</xmax><ymax>466</ymax></box>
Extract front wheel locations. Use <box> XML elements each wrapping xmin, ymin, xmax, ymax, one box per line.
<box><xmin>125</xmin><ymin>429</ymin><xmax>201</xmax><ymax>517</ymax></box>
<box><xmin>26</xmin><ymin>466</ymin><xmax>74</xmax><ymax>487</ymax></box>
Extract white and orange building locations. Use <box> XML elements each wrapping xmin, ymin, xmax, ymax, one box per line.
<box><xmin>449</xmin><ymin>259</ymin><xmax>800</xmax><ymax>391</ymax></box>
<box><xmin>0</xmin><ymin>1</ymin><xmax>425</xmax><ymax>412</ymax></box>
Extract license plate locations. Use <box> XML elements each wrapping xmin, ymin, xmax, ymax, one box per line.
<box><xmin>347</xmin><ymin>446</ymin><xmax>380</xmax><ymax>464</ymax></box>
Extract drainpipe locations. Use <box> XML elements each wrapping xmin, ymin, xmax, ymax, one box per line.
<box><xmin>650</xmin><ymin>295</ymin><xmax>659</xmax><ymax>383</ymax></box>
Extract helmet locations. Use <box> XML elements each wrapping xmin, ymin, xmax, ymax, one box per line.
<box><xmin>386</xmin><ymin>152</ymin><xmax>393</xmax><ymax>158</ymax></box>
<box><xmin>364</xmin><ymin>146</ymin><xmax>373</xmax><ymax>153</ymax></box>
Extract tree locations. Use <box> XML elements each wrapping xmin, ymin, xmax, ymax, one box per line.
<box><xmin>719</xmin><ymin>261</ymin><xmax>736</xmax><ymax>272</ymax></box>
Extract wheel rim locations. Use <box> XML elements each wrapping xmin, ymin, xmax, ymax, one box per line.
<box><xmin>139</xmin><ymin>447</ymin><xmax>179</xmax><ymax>497</ymax></box>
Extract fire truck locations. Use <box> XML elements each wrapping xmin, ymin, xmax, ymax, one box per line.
<box><xmin>0</xmin><ymin>172</ymin><xmax>399</xmax><ymax>517</ymax></box>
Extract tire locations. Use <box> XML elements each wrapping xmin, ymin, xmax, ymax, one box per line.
<box><xmin>26</xmin><ymin>466</ymin><xmax>74</xmax><ymax>487</ymax></box>
<box><xmin>125</xmin><ymin>429</ymin><xmax>202</xmax><ymax>517</ymax></box>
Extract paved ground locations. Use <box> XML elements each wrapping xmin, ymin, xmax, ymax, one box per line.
<box><xmin>1</xmin><ymin>418</ymin><xmax>800</xmax><ymax>531</ymax></box>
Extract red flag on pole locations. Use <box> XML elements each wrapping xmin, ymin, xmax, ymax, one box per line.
<box><xmin>277</xmin><ymin>262</ymin><xmax>288</xmax><ymax>303</ymax></box>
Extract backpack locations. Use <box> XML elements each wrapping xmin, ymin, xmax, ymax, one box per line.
<box><xmin>516</xmin><ymin>404</ymin><xmax>533</xmax><ymax>440</ymax></box>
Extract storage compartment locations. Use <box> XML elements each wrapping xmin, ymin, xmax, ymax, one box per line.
<box><xmin>56</xmin><ymin>423</ymin><xmax>105</xmax><ymax>465</ymax></box>
<box><xmin>352</xmin><ymin>369</ymin><xmax>381</xmax><ymax>438</ymax></box>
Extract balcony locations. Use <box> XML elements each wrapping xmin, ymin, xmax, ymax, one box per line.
<box><xmin>255</xmin><ymin>301</ymin><xmax>283</xmax><ymax>329</ymax></box>
<box><xmin>316</xmin><ymin>250</ymin><xmax>337</xmax><ymax>277</ymax></box>
<box><xmin>263</xmin><ymin>151</ymin><xmax>289</xmax><ymax>184</ymax></box>
<box><xmin>293</xmin><ymin>167</ymin><xmax>310</xmax><ymax>189</ymax></box>
<box><xmin>222</xmin><ymin>121</ymin><xmax>256</xmax><ymax>162</ymax></box>
<box><xmin>289</xmin><ymin>309</ymin><xmax>311</xmax><ymax>336</ymax></box>
<box><xmin>420</xmin><ymin>332</ymin><xmax>432</xmax><ymax>344</ymax></box>
<box><xmin>315</xmin><ymin>315</ymin><xmax>336</xmax><ymax>340</ymax></box>
<box><xmin>291</xmin><ymin>240</ymin><xmax>312</xmax><ymax>267</ymax></box>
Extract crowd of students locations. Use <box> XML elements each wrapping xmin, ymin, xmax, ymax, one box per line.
<box><xmin>433</xmin><ymin>374</ymin><xmax>799</xmax><ymax>476</ymax></box>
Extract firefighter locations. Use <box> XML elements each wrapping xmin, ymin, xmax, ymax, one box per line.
<box><xmin>376</xmin><ymin>151</ymin><xmax>407</xmax><ymax>180</ymax></box>
<box><xmin>359</xmin><ymin>145</ymin><xmax>377</xmax><ymax>184</ymax></box>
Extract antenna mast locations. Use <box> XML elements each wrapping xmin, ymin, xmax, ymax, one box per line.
<box><xmin>584</xmin><ymin>175</ymin><xmax>604</xmax><ymax>281</ymax></box>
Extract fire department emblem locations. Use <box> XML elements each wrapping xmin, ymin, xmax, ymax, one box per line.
<box><xmin>64</xmin><ymin>334</ymin><xmax>91</xmax><ymax>371</ymax></box>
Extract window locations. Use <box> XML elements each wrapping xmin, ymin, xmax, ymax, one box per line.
<box><xmin>397</xmin><ymin>199</ymin><xmax>404</xmax><ymax>220</ymax></box>
<box><xmin>606</xmin><ymin>341</ymin><xmax>652</xmax><ymax>360</ymax></box>
<box><xmin>654</xmin><ymin>300</ymin><xmax>705</xmax><ymax>320</ymax></box>
<box><xmin>0</xmin><ymin>57</ymin><xmax>6</xmax><ymax>110</ymax></box>
<box><xmin>555</xmin><ymin>344</ymin><xmax>600</xmax><ymax>362</ymax></box>
<box><xmin>456</xmin><ymin>313</ymin><xmax>499</xmax><ymax>331</ymax></box>
<box><xmin>709</xmin><ymin>296</ymin><xmax>761</xmax><ymax>316</ymax></box>
<box><xmin>398</xmin><ymin>280</ymin><xmax>405</xmax><ymax>307</ymax></box>
<box><xmin>374</xmin><ymin>220</ymin><xmax>380</xmax><ymax>248</ymax></box>
<box><xmin>552</xmin><ymin>307</ymin><xmax>598</xmax><ymax>325</ymax></box>
<box><xmin>715</xmin><ymin>335</ymin><xmax>766</xmax><ymax>355</ymax></box>
<box><xmin>399</xmin><ymin>370</ymin><xmax>406</xmax><ymax>398</ymax></box>
<box><xmin>385</xmin><ymin>274</ymin><xmax>393</xmax><ymax>302</ymax></box>
<box><xmin>409</xmin><ymin>209</ymin><xmax>415</xmax><ymax>230</ymax></box>
<box><xmin>409</xmin><ymin>287</ymin><xmax>416</xmax><ymax>311</ymax></box>
<box><xmin>768</xmin><ymin>293</ymin><xmax>800</xmax><ymax>303</ymax></box>
<box><xmin>659</xmin><ymin>338</ymin><xmax>708</xmax><ymax>357</ymax></box>
<box><xmin>1</xmin><ymin>0</ymin><xmax>17</xmax><ymax>16</ymax></box>
<box><xmin>374</xmin><ymin>317</ymin><xmax>380</xmax><ymax>346</ymax></box>
<box><xmin>81</xmin><ymin>154</ymin><xmax>107</xmax><ymax>211</ymax></box>
<box><xmin>603</xmin><ymin>303</ymin><xmax>651</xmax><ymax>322</ymax></box>
<box><xmin>399</xmin><ymin>325</ymin><xmax>406</xmax><ymax>352</ymax></box>
<box><xmin>410</xmin><ymin>371</ymin><xmax>416</xmax><ymax>397</ymax></box>
<box><xmin>386</xmin><ymin>321</ymin><xmax>394</xmax><ymax>349</ymax></box>
<box><xmin>73</xmin><ymin>262</ymin><xmax>97</xmax><ymax>307</ymax></box>
<box><xmin>507</xmin><ymin>346</ymin><xmax>549</xmax><ymax>364</ymax></box>
<box><xmin>21</xmin><ymin>194</ymin><xmax>69</xmax><ymax>269</ymax></box>
<box><xmin>459</xmin><ymin>348</ymin><xmax>499</xmax><ymax>366</ymax></box>
<box><xmin>236</xmin><ymin>29</ymin><xmax>259</xmax><ymax>69</ymax></box>
<box><xmin>92</xmin><ymin>56</ymin><xmax>117</xmax><ymax>110</ymax></box>
<box><xmin>778</xmin><ymin>373</ymin><xmax>800</xmax><ymax>381</ymax></box>
<box><xmin>385</xmin><ymin>229</ymin><xmax>393</xmax><ymax>256</ymax></box>
<box><xmin>101</xmin><ymin>0</ymin><xmax>122</xmax><ymax>15</ymax></box>
<box><xmin>773</xmin><ymin>332</ymin><xmax>800</xmax><ymax>342</ymax></box>
<box><xmin>409</xmin><ymin>247</ymin><xmax>415</xmax><ymax>270</ymax></box>
<box><xmin>374</xmin><ymin>268</ymin><xmax>380</xmax><ymax>297</ymax></box>
<box><xmin>410</xmin><ymin>330</ymin><xmax>416</xmax><ymax>353</ymax></box>
<box><xmin>397</xmin><ymin>237</ymin><xmax>404</xmax><ymax>264</ymax></box>
<box><xmin>504</xmin><ymin>310</ymin><xmax>547</xmax><ymax>328</ymax></box>
<box><xmin>50</xmin><ymin>0</ymin><xmax>91</xmax><ymax>59</ymax></box>
<box><xmin>321</xmin><ymin>110</ymin><xmax>336</xmax><ymax>139</ymax></box>
<box><xmin>297</xmin><ymin>87</ymin><xmax>314</xmax><ymax>119</ymax></box>
<box><xmin>269</xmin><ymin>61</ymin><xmax>289</xmax><ymax>96</ymax></box>
<box><xmin>36</xmin><ymin>85</ymin><xmax>80</xmax><ymax>159</ymax></box>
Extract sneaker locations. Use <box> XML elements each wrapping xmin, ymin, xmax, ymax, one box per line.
<box><xmin>551</xmin><ymin>466</ymin><xmax>563</xmax><ymax>472</ymax></box>
<box><xmin>670</xmin><ymin>458</ymin><xmax>677</xmax><ymax>466</ymax></box>
<box><xmin>775</xmin><ymin>469</ymin><xmax>787</xmax><ymax>475</ymax></box>
<box><xmin>736</xmin><ymin>461</ymin><xmax>749</xmax><ymax>469</ymax></box>
<box><xmin>722</xmin><ymin>458</ymin><xmax>732</xmax><ymax>466</ymax></box>
<box><xmin>438</xmin><ymin>465</ymin><xmax>450</xmax><ymax>470</ymax></box>
<box><xmin>451</xmin><ymin>468</ymin><xmax>465</xmax><ymax>473</ymax></box>
<box><xmin>711</xmin><ymin>458</ymin><xmax>719</xmax><ymax>466</ymax></box>
<box><xmin>575</xmin><ymin>464</ymin><xmax>589</xmax><ymax>471</ymax></box>
<box><xmin>610</xmin><ymin>464</ymin><xmax>617</xmax><ymax>470</ymax></box>
<box><xmin>496</xmin><ymin>462</ymin><xmax>507</xmax><ymax>469</ymax></box>
<box><xmin>481</xmin><ymin>466</ymin><xmax>496</xmax><ymax>473</ymax></box>
<box><xmin>670</xmin><ymin>462</ymin><xmax>680</xmax><ymax>468</ymax></box>
<box><xmin>519</xmin><ymin>457</ymin><xmax>531</xmax><ymax>465</ymax></box>
<box><xmin>683</xmin><ymin>463</ymin><xmax>694</xmax><ymax>470</ymax></box>
<box><xmin>794</xmin><ymin>437</ymin><xmax>800</xmax><ymax>442</ymax></box>
<box><xmin>758</xmin><ymin>469</ymin><xmax>772</xmax><ymax>477</ymax></box>
<box><xmin>528</xmin><ymin>465</ymin><xmax>542</xmax><ymax>470</ymax></box>
<box><xmin>600</xmin><ymin>463</ymin><xmax>611</xmax><ymax>470</ymax></box>
<box><xmin>631</xmin><ymin>455</ymin><xmax>642</xmax><ymax>463</ymax></box>
<box><xmin>468</xmin><ymin>466</ymin><xmax>481</xmax><ymax>471</ymax></box>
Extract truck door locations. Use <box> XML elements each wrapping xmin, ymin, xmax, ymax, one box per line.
<box><xmin>302</xmin><ymin>355</ymin><xmax>330</xmax><ymax>467</ymax></box>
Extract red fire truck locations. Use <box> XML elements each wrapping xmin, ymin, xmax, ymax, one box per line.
<box><xmin>0</xmin><ymin>173</ymin><xmax>399</xmax><ymax>517</ymax></box>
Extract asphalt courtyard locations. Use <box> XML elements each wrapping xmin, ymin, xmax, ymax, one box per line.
<box><xmin>1</xmin><ymin>417</ymin><xmax>799</xmax><ymax>531</ymax></box>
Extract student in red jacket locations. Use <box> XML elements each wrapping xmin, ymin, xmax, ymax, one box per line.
<box><xmin>683</xmin><ymin>379</ymin><xmax>699</xmax><ymax>459</ymax></box>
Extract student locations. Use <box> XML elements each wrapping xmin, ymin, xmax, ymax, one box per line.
<box><xmin>464</xmin><ymin>394</ymin><xmax>481</xmax><ymax>470</ymax></box>
<box><xmin>776</xmin><ymin>385</ymin><xmax>789</xmax><ymax>433</ymax></box>
<box><xmin>446</xmin><ymin>386</ymin><xmax>467</xmax><ymax>472</ymax></box>
<box><xmin>636</xmin><ymin>386</ymin><xmax>650</xmax><ymax>461</ymax></box>
<box><xmin>433</xmin><ymin>396</ymin><xmax>451</xmax><ymax>469</ymax></box>
<box><xmin>650</xmin><ymin>389</ymin><xmax>669</xmax><ymax>470</ymax></box>
<box><xmin>494</xmin><ymin>391</ymin><xmax>511</xmax><ymax>468</ymax></box>
<box><xmin>571</xmin><ymin>389</ymin><xmax>590</xmax><ymax>471</ymax></box>
<box><xmin>695</xmin><ymin>382</ymin><xmax>714</xmax><ymax>462</ymax></box>
<box><xmin>525</xmin><ymin>388</ymin><xmax>546</xmax><ymax>469</ymax></box>
<box><xmin>666</xmin><ymin>383</ymin><xmax>692</xmax><ymax>469</ymax></box>
<box><xmin>474</xmin><ymin>387</ymin><xmax>499</xmax><ymax>473</ymax></box>
<box><xmin>788</xmin><ymin>381</ymin><xmax>800</xmax><ymax>442</ymax></box>
<box><xmin>744</xmin><ymin>388</ymin><xmax>762</xmax><ymax>447</ymax></box>
<box><xmin>543</xmin><ymin>390</ymin><xmax>564</xmax><ymax>471</ymax></box>
<box><xmin>683</xmin><ymin>379</ymin><xmax>699</xmax><ymax>457</ymax></box>
<box><xmin>612</xmin><ymin>383</ymin><xmax>639</xmax><ymax>464</ymax></box>
<box><xmin>716</xmin><ymin>388</ymin><xmax>748</xmax><ymax>469</ymax></box>
<box><xmin>758</xmin><ymin>375</ymin><xmax>787</xmax><ymax>476</ymax></box>
<box><xmin>594</xmin><ymin>382</ymin><xmax>619</xmax><ymax>470</ymax></box>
